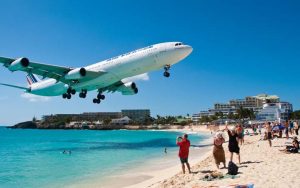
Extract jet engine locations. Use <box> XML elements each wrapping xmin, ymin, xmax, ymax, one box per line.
<box><xmin>8</xmin><ymin>57</ymin><xmax>30</xmax><ymax>71</ymax></box>
<box><xmin>65</xmin><ymin>68</ymin><xmax>86</xmax><ymax>80</ymax></box>
<box><xmin>118</xmin><ymin>82</ymin><xmax>138</xmax><ymax>95</ymax></box>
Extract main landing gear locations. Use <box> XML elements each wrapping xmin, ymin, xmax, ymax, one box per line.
<box><xmin>163</xmin><ymin>64</ymin><xmax>171</xmax><ymax>78</ymax></box>
<box><xmin>79</xmin><ymin>89</ymin><xmax>87</xmax><ymax>98</ymax></box>
<box><xmin>62</xmin><ymin>87</ymin><xmax>76</xmax><ymax>99</ymax></box>
<box><xmin>93</xmin><ymin>90</ymin><xmax>105</xmax><ymax>104</ymax></box>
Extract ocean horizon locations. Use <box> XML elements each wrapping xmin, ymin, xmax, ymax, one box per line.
<box><xmin>0</xmin><ymin>127</ymin><xmax>210</xmax><ymax>188</ymax></box>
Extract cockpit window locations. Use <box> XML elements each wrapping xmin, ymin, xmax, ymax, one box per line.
<box><xmin>175</xmin><ymin>43</ymin><xmax>183</xmax><ymax>46</ymax></box>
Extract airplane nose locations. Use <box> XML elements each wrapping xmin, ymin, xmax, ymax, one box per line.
<box><xmin>185</xmin><ymin>45</ymin><xmax>193</xmax><ymax>55</ymax></box>
<box><xmin>179</xmin><ymin>45</ymin><xmax>193</xmax><ymax>58</ymax></box>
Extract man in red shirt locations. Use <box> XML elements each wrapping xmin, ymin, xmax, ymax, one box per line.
<box><xmin>176</xmin><ymin>134</ymin><xmax>191</xmax><ymax>174</ymax></box>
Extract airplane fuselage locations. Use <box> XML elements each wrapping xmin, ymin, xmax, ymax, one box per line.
<box><xmin>27</xmin><ymin>42</ymin><xmax>193</xmax><ymax>96</ymax></box>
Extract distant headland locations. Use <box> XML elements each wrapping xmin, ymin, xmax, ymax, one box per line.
<box><xmin>8</xmin><ymin>109</ymin><xmax>193</xmax><ymax>130</ymax></box>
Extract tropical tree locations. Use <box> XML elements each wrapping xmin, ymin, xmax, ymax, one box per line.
<box><xmin>215</xmin><ymin>112</ymin><xmax>224</xmax><ymax>119</ymax></box>
<box><xmin>227</xmin><ymin>112</ymin><xmax>235</xmax><ymax>120</ymax></box>
<box><xmin>290</xmin><ymin>110</ymin><xmax>300</xmax><ymax>120</ymax></box>
<box><xmin>200</xmin><ymin>116</ymin><xmax>210</xmax><ymax>123</ymax></box>
<box><xmin>236</xmin><ymin>107</ymin><xmax>256</xmax><ymax>124</ymax></box>
<box><xmin>103</xmin><ymin>118</ymin><xmax>111</xmax><ymax>125</ymax></box>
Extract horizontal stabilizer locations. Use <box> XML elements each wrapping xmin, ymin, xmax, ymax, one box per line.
<box><xmin>0</xmin><ymin>83</ymin><xmax>28</xmax><ymax>90</ymax></box>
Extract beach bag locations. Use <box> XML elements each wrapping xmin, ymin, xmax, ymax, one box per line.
<box><xmin>228</xmin><ymin>161</ymin><xmax>238</xmax><ymax>175</ymax></box>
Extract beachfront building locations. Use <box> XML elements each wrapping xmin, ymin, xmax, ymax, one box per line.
<box><xmin>256</xmin><ymin>102</ymin><xmax>293</xmax><ymax>122</ymax></box>
<box><xmin>121</xmin><ymin>109</ymin><xmax>150</xmax><ymax>123</ymax></box>
<box><xmin>192</xmin><ymin>113</ymin><xmax>200</xmax><ymax>124</ymax></box>
<box><xmin>111</xmin><ymin>116</ymin><xmax>131</xmax><ymax>125</ymax></box>
<box><xmin>193</xmin><ymin>94</ymin><xmax>292</xmax><ymax>122</ymax></box>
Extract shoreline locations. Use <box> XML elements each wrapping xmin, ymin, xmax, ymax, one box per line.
<box><xmin>153</xmin><ymin>130</ymin><xmax>300</xmax><ymax>188</ymax></box>
<box><xmin>65</xmin><ymin>129</ymin><xmax>213</xmax><ymax>188</ymax></box>
<box><xmin>124</xmin><ymin>145</ymin><xmax>214</xmax><ymax>188</ymax></box>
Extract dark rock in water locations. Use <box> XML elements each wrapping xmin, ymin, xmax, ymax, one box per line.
<box><xmin>10</xmin><ymin>121</ymin><xmax>37</xmax><ymax>129</ymax></box>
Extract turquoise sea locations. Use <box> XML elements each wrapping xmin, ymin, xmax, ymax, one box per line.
<box><xmin>0</xmin><ymin>127</ymin><xmax>209</xmax><ymax>188</ymax></box>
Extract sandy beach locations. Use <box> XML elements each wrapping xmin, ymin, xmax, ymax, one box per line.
<box><xmin>129</xmin><ymin>127</ymin><xmax>300</xmax><ymax>188</ymax></box>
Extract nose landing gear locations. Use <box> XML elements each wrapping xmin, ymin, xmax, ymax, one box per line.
<box><xmin>163</xmin><ymin>64</ymin><xmax>171</xmax><ymax>77</ymax></box>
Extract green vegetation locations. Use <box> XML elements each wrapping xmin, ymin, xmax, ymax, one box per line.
<box><xmin>39</xmin><ymin>114</ymin><xmax>193</xmax><ymax>128</ymax></box>
<box><xmin>199</xmin><ymin>107</ymin><xmax>256</xmax><ymax>124</ymax></box>
<box><xmin>290</xmin><ymin>110</ymin><xmax>300</xmax><ymax>119</ymax></box>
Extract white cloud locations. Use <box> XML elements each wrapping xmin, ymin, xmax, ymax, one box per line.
<box><xmin>122</xmin><ymin>73</ymin><xmax>149</xmax><ymax>83</ymax></box>
<box><xmin>21</xmin><ymin>93</ymin><xmax>51</xmax><ymax>102</ymax></box>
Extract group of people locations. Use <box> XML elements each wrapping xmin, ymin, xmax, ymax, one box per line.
<box><xmin>176</xmin><ymin>121</ymin><xmax>299</xmax><ymax>174</ymax></box>
<box><xmin>176</xmin><ymin>124</ymin><xmax>244</xmax><ymax>174</ymax></box>
<box><xmin>212</xmin><ymin>124</ymin><xmax>242</xmax><ymax>169</ymax></box>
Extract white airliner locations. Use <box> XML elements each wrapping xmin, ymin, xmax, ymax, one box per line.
<box><xmin>0</xmin><ymin>42</ymin><xmax>192</xmax><ymax>104</ymax></box>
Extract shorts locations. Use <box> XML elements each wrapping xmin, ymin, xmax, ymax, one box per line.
<box><xmin>285</xmin><ymin>128</ymin><xmax>289</xmax><ymax>134</ymax></box>
<box><xmin>238</xmin><ymin>133</ymin><xmax>243</xmax><ymax>139</ymax></box>
<box><xmin>180</xmin><ymin>157</ymin><xmax>188</xmax><ymax>164</ymax></box>
<box><xmin>267</xmin><ymin>132</ymin><xmax>272</xmax><ymax>140</ymax></box>
<box><xmin>229</xmin><ymin>146</ymin><xmax>240</xmax><ymax>154</ymax></box>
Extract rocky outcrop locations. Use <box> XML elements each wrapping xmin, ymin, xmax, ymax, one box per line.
<box><xmin>10</xmin><ymin>121</ymin><xmax>37</xmax><ymax>129</ymax></box>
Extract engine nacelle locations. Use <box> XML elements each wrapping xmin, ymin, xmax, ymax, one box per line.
<box><xmin>8</xmin><ymin>57</ymin><xmax>30</xmax><ymax>71</ymax></box>
<box><xmin>64</xmin><ymin>68</ymin><xmax>86</xmax><ymax>80</ymax></box>
<box><xmin>118</xmin><ymin>82</ymin><xmax>138</xmax><ymax>95</ymax></box>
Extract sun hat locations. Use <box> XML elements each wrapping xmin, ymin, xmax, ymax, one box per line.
<box><xmin>216</xmin><ymin>132</ymin><xmax>223</xmax><ymax>138</ymax></box>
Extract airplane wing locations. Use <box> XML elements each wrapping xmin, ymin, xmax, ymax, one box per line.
<box><xmin>0</xmin><ymin>57</ymin><xmax>106</xmax><ymax>84</ymax></box>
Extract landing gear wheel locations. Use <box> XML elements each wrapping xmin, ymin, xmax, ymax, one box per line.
<box><xmin>66</xmin><ymin>94</ymin><xmax>71</xmax><ymax>99</ymax></box>
<box><xmin>97</xmin><ymin>93</ymin><xmax>105</xmax><ymax>100</ymax></box>
<box><xmin>79</xmin><ymin>90</ymin><xmax>87</xmax><ymax>98</ymax></box>
<box><xmin>163</xmin><ymin>71</ymin><xmax>170</xmax><ymax>77</ymax></box>
<box><xmin>62</xmin><ymin>93</ymin><xmax>67</xmax><ymax>99</ymax></box>
<box><xmin>93</xmin><ymin>98</ymin><xmax>101</xmax><ymax>104</ymax></box>
<box><xmin>71</xmin><ymin>89</ymin><xmax>76</xmax><ymax>95</ymax></box>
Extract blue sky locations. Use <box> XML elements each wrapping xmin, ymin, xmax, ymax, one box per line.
<box><xmin>0</xmin><ymin>0</ymin><xmax>299</xmax><ymax>125</ymax></box>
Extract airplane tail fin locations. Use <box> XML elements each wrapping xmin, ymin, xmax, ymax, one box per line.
<box><xmin>26</xmin><ymin>73</ymin><xmax>40</xmax><ymax>85</ymax></box>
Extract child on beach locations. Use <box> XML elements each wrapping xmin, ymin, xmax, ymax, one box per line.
<box><xmin>176</xmin><ymin>134</ymin><xmax>191</xmax><ymax>174</ymax></box>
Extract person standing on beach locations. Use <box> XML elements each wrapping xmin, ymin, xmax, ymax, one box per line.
<box><xmin>258</xmin><ymin>124</ymin><xmax>262</xmax><ymax>135</ymax></box>
<box><xmin>284</xmin><ymin>120</ymin><xmax>289</xmax><ymax>139</ymax></box>
<box><xmin>176</xmin><ymin>134</ymin><xmax>191</xmax><ymax>174</ymax></box>
<box><xmin>294</xmin><ymin>121</ymin><xmax>299</xmax><ymax>136</ymax></box>
<box><xmin>265</xmin><ymin>122</ymin><xmax>272</xmax><ymax>147</ymax></box>
<box><xmin>289</xmin><ymin>121</ymin><xmax>294</xmax><ymax>135</ymax></box>
<box><xmin>225</xmin><ymin>125</ymin><xmax>241</xmax><ymax>164</ymax></box>
<box><xmin>213</xmin><ymin>132</ymin><xmax>226</xmax><ymax>169</ymax></box>
<box><xmin>236</xmin><ymin>124</ymin><xmax>244</xmax><ymax>145</ymax></box>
